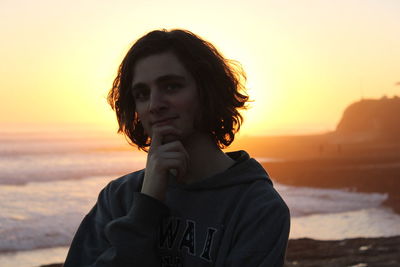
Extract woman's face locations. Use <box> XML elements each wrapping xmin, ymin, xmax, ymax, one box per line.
<box><xmin>131</xmin><ymin>52</ymin><xmax>201</xmax><ymax>144</ymax></box>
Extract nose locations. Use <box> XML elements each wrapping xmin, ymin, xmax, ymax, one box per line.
<box><xmin>149</xmin><ymin>90</ymin><xmax>168</xmax><ymax>114</ymax></box>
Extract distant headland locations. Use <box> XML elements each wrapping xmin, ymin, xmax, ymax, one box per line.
<box><xmin>335</xmin><ymin>96</ymin><xmax>400</xmax><ymax>142</ymax></box>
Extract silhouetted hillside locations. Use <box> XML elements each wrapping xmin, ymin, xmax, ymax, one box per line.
<box><xmin>336</xmin><ymin>96</ymin><xmax>400</xmax><ymax>141</ymax></box>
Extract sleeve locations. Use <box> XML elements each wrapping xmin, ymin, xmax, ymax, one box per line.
<box><xmin>64</xmin><ymin>187</ymin><xmax>170</xmax><ymax>267</ymax></box>
<box><xmin>224</xmin><ymin>190</ymin><xmax>290</xmax><ymax>267</ymax></box>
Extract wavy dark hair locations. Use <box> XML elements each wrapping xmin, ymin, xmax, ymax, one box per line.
<box><xmin>107</xmin><ymin>29</ymin><xmax>248</xmax><ymax>151</ymax></box>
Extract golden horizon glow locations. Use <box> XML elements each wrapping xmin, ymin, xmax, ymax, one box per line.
<box><xmin>1</xmin><ymin>0</ymin><xmax>400</xmax><ymax>136</ymax></box>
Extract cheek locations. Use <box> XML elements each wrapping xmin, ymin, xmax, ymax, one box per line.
<box><xmin>135</xmin><ymin>109</ymin><xmax>150</xmax><ymax>134</ymax></box>
<box><xmin>183</xmin><ymin>96</ymin><xmax>204</xmax><ymax>130</ymax></box>
<box><xmin>179</xmin><ymin>95</ymin><xmax>199</xmax><ymax>112</ymax></box>
<box><xmin>135</xmin><ymin>104</ymin><xmax>147</xmax><ymax>121</ymax></box>
<box><xmin>183</xmin><ymin>99</ymin><xmax>202</xmax><ymax>127</ymax></box>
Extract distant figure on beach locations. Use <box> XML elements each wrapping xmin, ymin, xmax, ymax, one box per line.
<box><xmin>64</xmin><ymin>29</ymin><xmax>290</xmax><ymax>266</ymax></box>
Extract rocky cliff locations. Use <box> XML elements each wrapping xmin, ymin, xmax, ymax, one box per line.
<box><xmin>335</xmin><ymin>96</ymin><xmax>400</xmax><ymax>141</ymax></box>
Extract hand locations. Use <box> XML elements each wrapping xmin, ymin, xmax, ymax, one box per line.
<box><xmin>141</xmin><ymin>125</ymin><xmax>189</xmax><ymax>201</ymax></box>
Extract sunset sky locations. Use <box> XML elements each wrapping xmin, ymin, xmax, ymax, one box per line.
<box><xmin>1</xmin><ymin>0</ymin><xmax>399</xmax><ymax>136</ymax></box>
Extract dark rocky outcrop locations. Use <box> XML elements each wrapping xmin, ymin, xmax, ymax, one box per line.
<box><xmin>336</xmin><ymin>96</ymin><xmax>400</xmax><ymax>142</ymax></box>
<box><xmin>285</xmin><ymin>236</ymin><xmax>400</xmax><ymax>267</ymax></box>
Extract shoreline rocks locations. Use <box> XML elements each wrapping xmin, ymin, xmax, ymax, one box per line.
<box><xmin>285</xmin><ymin>236</ymin><xmax>400</xmax><ymax>266</ymax></box>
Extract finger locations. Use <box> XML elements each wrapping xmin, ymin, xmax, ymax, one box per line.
<box><xmin>150</xmin><ymin>125</ymin><xmax>182</xmax><ymax>149</ymax></box>
<box><xmin>160</xmin><ymin>151</ymin><xmax>186</xmax><ymax>159</ymax></box>
<box><xmin>148</xmin><ymin>150</ymin><xmax>187</xmax><ymax>170</ymax></box>
<box><xmin>162</xmin><ymin>134</ymin><xmax>180</xmax><ymax>145</ymax></box>
<box><xmin>164</xmin><ymin>142</ymin><xmax>189</xmax><ymax>175</ymax></box>
<box><xmin>158</xmin><ymin>142</ymin><xmax>190</xmax><ymax>174</ymax></box>
<box><xmin>161</xmin><ymin>152</ymin><xmax>188</xmax><ymax>178</ymax></box>
<box><xmin>159</xmin><ymin>140</ymin><xmax>186</xmax><ymax>152</ymax></box>
<box><xmin>159</xmin><ymin>158</ymin><xmax>186</xmax><ymax>177</ymax></box>
<box><xmin>149</xmin><ymin>127</ymin><xmax>163</xmax><ymax>149</ymax></box>
<box><xmin>169</xmin><ymin>168</ymin><xmax>178</xmax><ymax>177</ymax></box>
<box><xmin>161</xmin><ymin>151</ymin><xmax>188</xmax><ymax>168</ymax></box>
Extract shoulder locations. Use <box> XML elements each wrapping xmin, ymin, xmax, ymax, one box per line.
<box><xmin>246</xmin><ymin>179</ymin><xmax>289</xmax><ymax>215</ymax></box>
<box><xmin>105</xmin><ymin>169</ymin><xmax>145</xmax><ymax>193</ymax></box>
<box><xmin>96</xmin><ymin>169</ymin><xmax>145</xmax><ymax>218</ymax></box>
<box><xmin>229</xmin><ymin>162</ymin><xmax>290</xmax><ymax>229</ymax></box>
<box><xmin>232</xmin><ymin>179</ymin><xmax>290</xmax><ymax>241</ymax></box>
<box><xmin>225</xmin><ymin>174</ymin><xmax>290</xmax><ymax>260</ymax></box>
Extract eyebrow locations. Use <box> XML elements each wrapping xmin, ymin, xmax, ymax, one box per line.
<box><xmin>132</xmin><ymin>74</ymin><xmax>186</xmax><ymax>90</ymax></box>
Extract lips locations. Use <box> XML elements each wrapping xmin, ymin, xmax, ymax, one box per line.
<box><xmin>151</xmin><ymin>116</ymin><xmax>178</xmax><ymax>126</ymax></box>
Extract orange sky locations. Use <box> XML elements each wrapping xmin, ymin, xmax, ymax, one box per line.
<box><xmin>1</xmin><ymin>0</ymin><xmax>399</xmax><ymax>136</ymax></box>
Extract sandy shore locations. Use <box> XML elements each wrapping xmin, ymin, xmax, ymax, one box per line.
<box><xmin>38</xmin><ymin>236</ymin><xmax>400</xmax><ymax>267</ymax></box>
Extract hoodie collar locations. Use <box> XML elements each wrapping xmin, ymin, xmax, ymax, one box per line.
<box><xmin>169</xmin><ymin>150</ymin><xmax>271</xmax><ymax>191</ymax></box>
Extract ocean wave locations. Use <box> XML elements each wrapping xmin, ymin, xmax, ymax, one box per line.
<box><xmin>275</xmin><ymin>183</ymin><xmax>388</xmax><ymax>217</ymax></box>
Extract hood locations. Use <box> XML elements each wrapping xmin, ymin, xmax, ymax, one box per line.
<box><xmin>170</xmin><ymin>150</ymin><xmax>272</xmax><ymax>191</ymax></box>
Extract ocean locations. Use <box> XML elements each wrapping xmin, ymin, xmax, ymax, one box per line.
<box><xmin>1</xmin><ymin>132</ymin><xmax>399</xmax><ymax>267</ymax></box>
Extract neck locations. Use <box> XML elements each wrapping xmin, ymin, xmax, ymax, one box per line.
<box><xmin>180</xmin><ymin>132</ymin><xmax>234</xmax><ymax>184</ymax></box>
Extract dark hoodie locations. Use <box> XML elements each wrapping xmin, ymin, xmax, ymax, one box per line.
<box><xmin>64</xmin><ymin>151</ymin><xmax>290</xmax><ymax>266</ymax></box>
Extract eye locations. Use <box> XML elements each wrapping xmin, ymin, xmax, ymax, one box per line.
<box><xmin>132</xmin><ymin>88</ymin><xmax>149</xmax><ymax>102</ymax></box>
<box><xmin>164</xmin><ymin>82</ymin><xmax>182</xmax><ymax>93</ymax></box>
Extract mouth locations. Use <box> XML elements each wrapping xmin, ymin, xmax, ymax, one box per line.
<box><xmin>151</xmin><ymin>116</ymin><xmax>178</xmax><ymax>126</ymax></box>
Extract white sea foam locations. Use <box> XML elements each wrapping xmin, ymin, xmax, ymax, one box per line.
<box><xmin>0</xmin><ymin>176</ymin><xmax>113</xmax><ymax>252</ymax></box>
<box><xmin>289</xmin><ymin>207</ymin><xmax>400</xmax><ymax>240</ymax></box>
<box><xmin>275</xmin><ymin>183</ymin><xmax>388</xmax><ymax>217</ymax></box>
<box><xmin>0</xmin><ymin>135</ymin><xmax>146</xmax><ymax>185</ymax></box>
<box><xmin>275</xmin><ymin>183</ymin><xmax>400</xmax><ymax>239</ymax></box>
<box><xmin>0</xmin><ymin>150</ymin><xmax>145</xmax><ymax>184</ymax></box>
